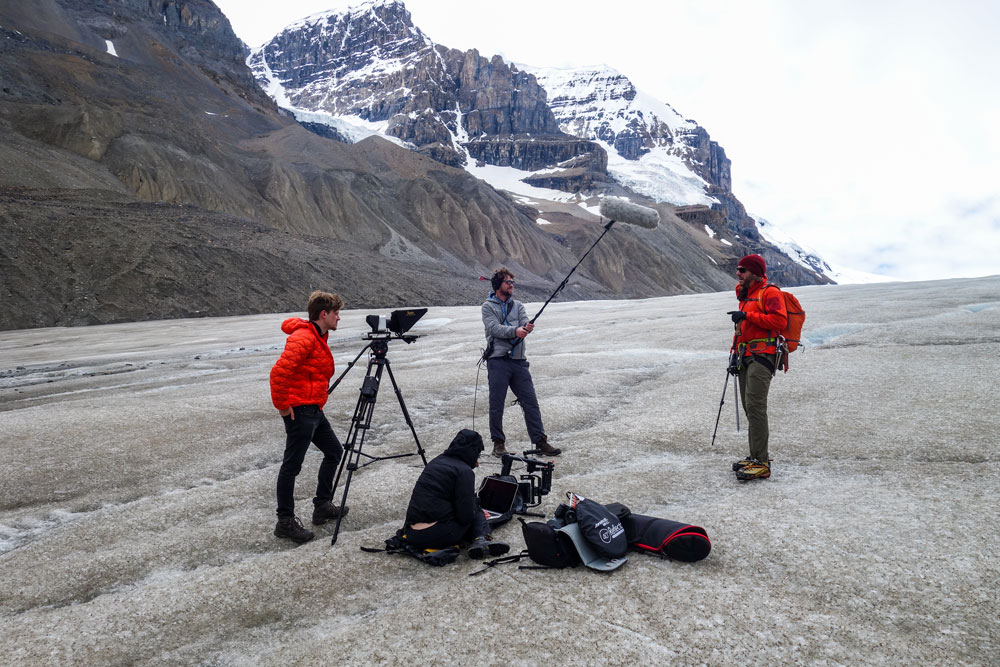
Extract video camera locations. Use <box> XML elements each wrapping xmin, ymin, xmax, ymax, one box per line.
<box><xmin>364</xmin><ymin>308</ymin><xmax>426</xmax><ymax>343</ymax></box>
<box><xmin>500</xmin><ymin>452</ymin><xmax>553</xmax><ymax>510</ymax></box>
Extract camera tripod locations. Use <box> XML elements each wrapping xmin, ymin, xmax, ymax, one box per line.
<box><xmin>327</xmin><ymin>335</ymin><xmax>427</xmax><ymax>545</ymax></box>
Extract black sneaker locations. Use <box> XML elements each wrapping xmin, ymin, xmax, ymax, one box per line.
<box><xmin>311</xmin><ymin>501</ymin><xmax>349</xmax><ymax>525</ymax></box>
<box><xmin>274</xmin><ymin>515</ymin><xmax>314</xmax><ymax>543</ymax></box>
<box><xmin>467</xmin><ymin>536</ymin><xmax>510</xmax><ymax>559</ymax></box>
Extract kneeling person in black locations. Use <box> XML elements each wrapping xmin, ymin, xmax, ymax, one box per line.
<box><xmin>403</xmin><ymin>429</ymin><xmax>510</xmax><ymax>559</ymax></box>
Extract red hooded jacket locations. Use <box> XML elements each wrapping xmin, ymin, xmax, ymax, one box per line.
<box><xmin>269</xmin><ymin>318</ymin><xmax>334</xmax><ymax>411</ymax></box>
<box><xmin>734</xmin><ymin>279</ymin><xmax>788</xmax><ymax>357</ymax></box>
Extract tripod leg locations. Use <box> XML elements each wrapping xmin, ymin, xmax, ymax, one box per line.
<box><xmin>383</xmin><ymin>359</ymin><xmax>428</xmax><ymax>465</ymax></box>
<box><xmin>330</xmin><ymin>359</ymin><xmax>381</xmax><ymax>545</ymax></box>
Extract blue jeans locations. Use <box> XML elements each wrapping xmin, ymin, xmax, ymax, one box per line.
<box><xmin>487</xmin><ymin>357</ymin><xmax>545</xmax><ymax>444</ymax></box>
<box><xmin>276</xmin><ymin>405</ymin><xmax>343</xmax><ymax>518</ymax></box>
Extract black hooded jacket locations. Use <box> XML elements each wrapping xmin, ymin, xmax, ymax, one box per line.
<box><xmin>404</xmin><ymin>429</ymin><xmax>484</xmax><ymax>527</ymax></box>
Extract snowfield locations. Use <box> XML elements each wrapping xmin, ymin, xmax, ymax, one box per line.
<box><xmin>1</xmin><ymin>276</ymin><xmax>997</xmax><ymax>665</ymax></box>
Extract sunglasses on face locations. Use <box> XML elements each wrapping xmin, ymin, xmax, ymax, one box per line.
<box><xmin>736</xmin><ymin>267</ymin><xmax>748</xmax><ymax>274</ymax></box>
<box><xmin>504</xmin><ymin>280</ymin><xmax>515</xmax><ymax>285</ymax></box>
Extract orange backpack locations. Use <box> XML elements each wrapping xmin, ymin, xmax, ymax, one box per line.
<box><xmin>759</xmin><ymin>285</ymin><xmax>805</xmax><ymax>353</ymax></box>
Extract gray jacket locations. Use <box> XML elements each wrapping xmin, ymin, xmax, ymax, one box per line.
<box><xmin>482</xmin><ymin>293</ymin><xmax>529</xmax><ymax>360</ymax></box>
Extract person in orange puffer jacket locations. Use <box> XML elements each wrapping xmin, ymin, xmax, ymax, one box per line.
<box><xmin>269</xmin><ymin>290</ymin><xmax>347</xmax><ymax>543</ymax></box>
<box><xmin>726</xmin><ymin>254</ymin><xmax>788</xmax><ymax>481</ymax></box>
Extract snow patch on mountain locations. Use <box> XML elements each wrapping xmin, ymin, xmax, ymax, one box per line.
<box><xmin>520</xmin><ymin>64</ymin><xmax>695</xmax><ymax>136</ymax></box>
<box><xmin>599</xmin><ymin>140</ymin><xmax>717</xmax><ymax>207</ymax></box>
<box><xmin>465</xmin><ymin>163</ymin><xmax>579</xmax><ymax>205</ymax></box>
<box><xmin>522</xmin><ymin>64</ymin><xmax>717</xmax><ymax>207</ymax></box>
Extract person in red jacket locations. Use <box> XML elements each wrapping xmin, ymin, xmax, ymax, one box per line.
<box><xmin>726</xmin><ymin>254</ymin><xmax>788</xmax><ymax>481</ymax></box>
<box><xmin>269</xmin><ymin>290</ymin><xmax>348</xmax><ymax>543</ymax></box>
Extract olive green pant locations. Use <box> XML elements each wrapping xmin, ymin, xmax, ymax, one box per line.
<box><xmin>738</xmin><ymin>354</ymin><xmax>774</xmax><ymax>462</ymax></box>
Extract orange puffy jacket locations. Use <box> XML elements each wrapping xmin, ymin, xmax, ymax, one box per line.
<box><xmin>269</xmin><ymin>318</ymin><xmax>334</xmax><ymax>411</ymax></box>
<box><xmin>734</xmin><ymin>280</ymin><xmax>788</xmax><ymax>357</ymax></box>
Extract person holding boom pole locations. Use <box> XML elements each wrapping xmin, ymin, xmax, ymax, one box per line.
<box><xmin>482</xmin><ymin>266</ymin><xmax>561</xmax><ymax>458</ymax></box>
<box><xmin>480</xmin><ymin>197</ymin><xmax>660</xmax><ymax>459</ymax></box>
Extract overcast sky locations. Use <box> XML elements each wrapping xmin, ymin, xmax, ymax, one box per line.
<box><xmin>213</xmin><ymin>0</ymin><xmax>999</xmax><ymax>281</ymax></box>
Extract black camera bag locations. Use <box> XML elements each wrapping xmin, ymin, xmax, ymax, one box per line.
<box><xmin>571</xmin><ymin>497</ymin><xmax>628</xmax><ymax>559</ymax></box>
<box><xmin>519</xmin><ymin>518</ymin><xmax>580</xmax><ymax>568</ymax></box>
<box><xmin>556</xmin><ymin>493</ymin><xmax>628</xmax><ymax>559</ymax></box>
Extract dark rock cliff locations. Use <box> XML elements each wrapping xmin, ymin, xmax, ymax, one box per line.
<box><xmin>247</xmin><ymin>1</ymin><xmax>606</xmax><ymax>174</ymax></box>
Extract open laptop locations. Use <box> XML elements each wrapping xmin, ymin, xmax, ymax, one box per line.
<box><xmin>477</xmin><ymin>476</ymin><xmax>520</xmax><ymax>522</ymax></box>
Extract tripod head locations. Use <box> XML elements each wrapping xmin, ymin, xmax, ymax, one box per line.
<box><xmin>327</xmin><ymin>308</ymin><xmax>426</xmax><ymax>394</ymax></box>
<box><xmin>363</xmin><ymin>332</ymin><xmax>419</xmax><ymax>359</ymax></box>
<box><xmin>365</xmin><ymin>309</ymin><xmax>426</xmax><ymax>338</ymax></box>
<box><xmin>362</xmin><ymin>308</ymin><xmax>426</xmax><ymax>356</ymax></box>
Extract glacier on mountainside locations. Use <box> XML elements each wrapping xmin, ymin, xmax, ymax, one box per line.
<box><xmin>522</xmin><ymin>64</ymin><xmax>718</xmax><ymax>207</ymax></box>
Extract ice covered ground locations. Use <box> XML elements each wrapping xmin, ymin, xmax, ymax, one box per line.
<box><xmin>1</xmin><ymin>276</ymin><xmax>997</xmax><ymax>665</ymax></box>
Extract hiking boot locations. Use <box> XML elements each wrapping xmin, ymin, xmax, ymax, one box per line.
<box><xmin>274</xmin><ymin>515</ymin><xmax>315</xmax><ymax>543</ymax></box>
<box><xmin>735</xmin><ymin>459</ymin><xmax>771</xmax><ymax>481</ymax></box>
<box><xmin>492</xmin><ymin>439</ymin><xmax>507</xmax><ymax>458</ymax></box>
<box><xmin>311</xmin><ymin>501</ymin><xmax>349</xmax><ymax>525</ymax></box>
<box><xmin>733</xmin><ymin>456</ymin><xmax>771</xmax><ymax>472</ymax></box>
<box><xmin>466</xmin><ymin>536</ymin><xmax>511</xmax><ymax>560</ymax></box>
<box><xmin>534</xmin><ymin>435</ymin><xmax>561</xmax><ymax>457</ymax></box>
<box><xmin>732</xmin><ymin>457</ymin><xmax>770</xmax><ymax>471</ymax></box>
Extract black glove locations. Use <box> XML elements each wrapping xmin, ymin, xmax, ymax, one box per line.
<box><xmin>727</xmin><ymin>353</ymin><xmax>740</xmax><ymax>375</ymax></box>
<box><xmin>728</xmin><ymin>310</ymin><xmax>747</xmax><ymax>324</ymax></box>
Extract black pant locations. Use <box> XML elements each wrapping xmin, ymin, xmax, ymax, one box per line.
<box><xmin>403</xmin><ymin>505</ymin><xmax>490</xmax><ymax>551</ymax></box>
<box><xmin>276</xmin><ymin>405</ymin><xmax>343</xmax><ymax>518</ymax></box>
<box><xmin>487</xmin><ymin>357</ymin><xmax>545</xmax><ymax>444</ymax></box>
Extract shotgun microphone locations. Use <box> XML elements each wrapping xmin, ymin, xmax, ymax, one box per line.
<box><xmin>598</xmin><ymin>197</ymin><xmax>660</xmax><ymax>229</ymax></box>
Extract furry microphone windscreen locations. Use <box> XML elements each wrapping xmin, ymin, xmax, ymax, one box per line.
<box><xmin>598</xmin><ymin>197</ymin><xmax>660</xmax><ymax>229</ymax></box>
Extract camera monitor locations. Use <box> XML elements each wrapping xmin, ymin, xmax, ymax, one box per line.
<box><xmin>388</xmin><ymin>308</ymin><xmax>426</xmax><ymax>335</ymax></box>
<box><xmin>477</xmin><ymin>475</ymin><xmax>519</xmax><ymax>522</ymax></box>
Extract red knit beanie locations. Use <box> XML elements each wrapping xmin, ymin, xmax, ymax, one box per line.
<box><xmin>738</xmin><ymin>254</ymin><xmax>766</xmax><ymax>278</ymax></box>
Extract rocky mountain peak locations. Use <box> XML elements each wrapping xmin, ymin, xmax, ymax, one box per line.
<box><xmin>254</xmin><ymin>0</ymin><xmax>429</xmax><ymax>101</ymax></box>
<box><xmin>522</xmin><ymin>64</ymin><xmax>731</xmax><ymax>192</ymax></box>
<box><xmin>248</xmin><ymin>2</ymin><xmax>599</xmax><ymax>170</ymax></box>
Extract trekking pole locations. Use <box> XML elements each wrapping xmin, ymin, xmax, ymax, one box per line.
<box><xmin>710</xmin><ymin>369</ymin><xmax>730</xmax><ymax>447</ymax></box>
<box><xmin>731</xmin><ymin>322</ymin><xmax>741</xmax><ymax>433</ymax></box>
<box><xmin>733</xmin><ymin>373</ymin><xmax>740</xmax><ymax>432</ymax></box>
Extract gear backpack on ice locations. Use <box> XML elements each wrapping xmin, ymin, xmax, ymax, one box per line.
<box><xmin>519</xmin><ymin>518</ymin><xmax>580</xmax><ymax>568</ymax></box>
<box><xmin>563</xmin><ymin>493</ymin><xmax>628</xmax><ymax>559</ymax></box>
